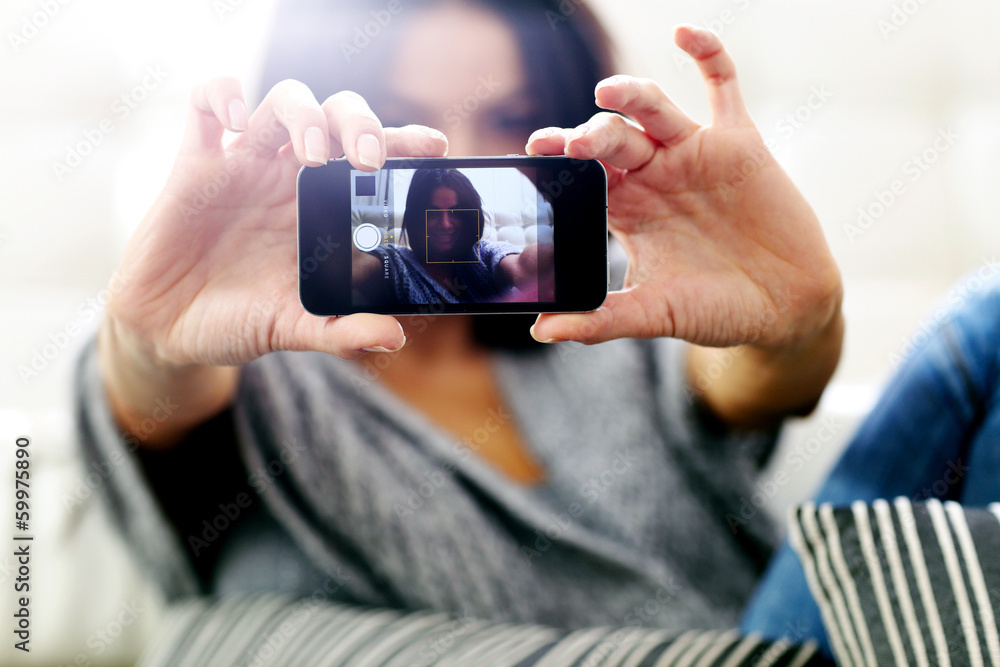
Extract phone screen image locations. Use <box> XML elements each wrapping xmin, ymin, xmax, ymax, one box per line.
<box><xmin>349</xmin><ymin>166</ymin><xmax>554</xmax><ymax>309</ymax></box>
<box><xmin>298</xmin><ymin>156</ymin><xmax>607</xmax><ymax>316</ymax></box>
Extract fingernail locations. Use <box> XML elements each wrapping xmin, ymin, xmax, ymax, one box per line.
<box><xmin>595</xmin><ymin>76</ymin><xmax>620</xmax><ymax>92</ymax></box>
<box><xmin>567</xmin><ymin>125</ymin><xmax>590</xmax><ymax>143</ymax></box>
<box><xmin>357</xmin><ymin>133</ymin><xmax>382</xmax><ymax>169</ymax></box>
<box><xmin>530</xmin><ymin>324</ymin><xmax>565</xmax><ymax>344</ymax></box>
<box><xmin>228</xmin><ymin>99</ymin><xmax>248</xmax><ymax>131</ymax></box>
<box><xmin>529</xmin><ymin>127</ymin><xmax>554</xmax><ymax>143</ymax></box>
<box><xmin>362</xmin><ymin>334</ymin><xmax>405</xmax><ymax>353</ymax></box>
<box><xmin>304</xmin><ymin>126</ymin><xmax>327</xmax><ymax>164</ymax></box>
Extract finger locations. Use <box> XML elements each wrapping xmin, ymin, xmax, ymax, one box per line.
<box><xmin>526</xmin><ymin>126</ymin><xmax>629</xmax><ymax>188</ymax></box>
<box><xmin>562</xmin><ymin>112</ymin><xmax>657</xmax><ymax>171</ymax></box>
<box><xmin>384</xmin><ymin>125</ymin><xmax>449</xmax><ymax>158</ymax></box>
<box><xmin>594</xmin><ymin>75</ymin><xmax>698</xmax><ymax>147</ymax></box>
<box><xmin>322</xmin><ymin>90</ymin><xmax>387</xmax><ymax>172</ymax></box>
<box><xmin>526</xmin><ymin>127</ymin><xmax>570</xmax><ymax>155</ymax></box>
<box><xmin>528</xmin><ymin>125</ymin><xmax>614</xmax><ymax>161</ymax></box>
<box><xmin>288</xmin><ymin>313</ymin><xmax>406</xmax><ymax>360</ymax></box>
<box><xmin>183</xmin><ymin>77</ymin><xmax>248</xmax><ymax>153</ymax></box>
<box><xmin>673</xmin><ymin>25</ymin><xmax>749</xmax><ymax>126</ymax></box>
<box><xmin>530</xmin><ymin>291</ymin><xmax>671</xmax><ymax>345</ymax></box>
<box><xmin>237</xmin><ymin>79</ymin><xmax>330</xmax><ymax>166</ymax></box>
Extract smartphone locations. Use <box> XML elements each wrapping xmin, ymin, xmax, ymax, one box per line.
<box><xmin>297</xmin><ymin>156</ymin><xmax>608</xmax><ymax>316</ymax></box>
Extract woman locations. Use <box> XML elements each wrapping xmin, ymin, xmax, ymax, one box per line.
<box><xmin>354</xmin><ymin>168</ymin><xmax>553</xmax><ymax>305</ymax></box>
<box><xmin>79</xmin><ymin>0</ymin><xmax>844</xmax><ymax>652</ymax></box>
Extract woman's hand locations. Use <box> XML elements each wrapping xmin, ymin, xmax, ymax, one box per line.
<box><xmin>99</xmin><ymin>78</ymin><xmax>447</xmax><ymax>447</ymax></box>
<box><xmin>108</xmin><ymin>78</ymin><xmax>447</xmax><ymax>367</ymax></box>
<box><xmin>500</xmin><ymin>242</ymin><xmax>554</xmax><ymax>301</ymax></box>
<box><xmin>526</xmin><ymin>26</ymin><xmax>841</xmax><ymax>350</ymax></box>
<box><xmin>525</xmin><ymin>26</ymin><xmax>843</xmax><ymax>426</ymax></box>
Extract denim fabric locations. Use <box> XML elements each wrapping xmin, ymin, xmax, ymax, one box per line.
<box><xmin>741</xmin><ymin>267</ymin><xmax>1000</xmax><ymax>657</ymax></box>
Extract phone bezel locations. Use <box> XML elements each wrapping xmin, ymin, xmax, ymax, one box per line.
<box><xmin>297</xmin><ymin>156</ymin><xmax>608</xmax><ymax>316</ymax></box>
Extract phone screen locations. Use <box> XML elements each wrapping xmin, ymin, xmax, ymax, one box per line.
<box><xmin>298</xmin><ymin>156</ymin><xmax>607</xmax><ymax>316</ymax></box>
<box><xmin>349</xmin><ymin>166</ymin><xmax>554</xmax><ymax>308</ymax></box>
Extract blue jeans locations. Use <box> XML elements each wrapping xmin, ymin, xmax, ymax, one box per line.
<box><xmin>740</xmin><ymin>267</ymin><xmax>1000</xmax><ymax>658</ymax></box>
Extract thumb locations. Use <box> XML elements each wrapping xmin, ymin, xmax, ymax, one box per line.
<box><xmin>285</xmin><ymin>313</ymin><xmax>406</xmax><ymax>360</ymax></box>
<box><xmin>531</xmin><ymin>294</ymin><xmax>626</xmax><ymax>345</ymax></box>
<box><xmin>530</xmin><ymin>292</ymin><xmax>654</xmax><ymax>345</ymax></box>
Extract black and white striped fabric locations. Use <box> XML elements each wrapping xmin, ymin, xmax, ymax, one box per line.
<box><xmin>138</xmin><ymin>594</ymin><xmax>827</xmax><ymax>666</ymax></box>
<box><xmin>791</xmin><ymin>497</ymin><xmax>1000</xmax><ymax>666</ymax></box>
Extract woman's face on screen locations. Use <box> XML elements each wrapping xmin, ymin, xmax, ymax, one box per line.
<box><xmin>426</xmin><ymin>186</ymin><xmax>463</xmax><ymax>257</ymax></box>
<box><xmin>424</xmin><ymin>185</ymin><xmax>480</xmax><ymax>261</ymax></box>
<box><xmin>377</xmin><ymin>2</ymin><xmax>540</xmax><ymax>157</ymax></box>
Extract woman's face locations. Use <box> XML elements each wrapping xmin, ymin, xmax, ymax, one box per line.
<box><xmin>425</xmin><ymin>186</ymin><xmax>469</xmax><ymax>258</ymax></box>
<box><xmin>378</xmin><ymin>2</ymin><xmax>539</xmax><ymax>157</ymax></box>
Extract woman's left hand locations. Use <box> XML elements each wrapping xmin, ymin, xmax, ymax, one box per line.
<box><xmin>526</xmin><ymin>25</ymin><xmax>842</xmax><ymax>351</ymax></box>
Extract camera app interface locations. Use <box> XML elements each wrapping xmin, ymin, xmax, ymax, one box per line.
<box><xmin>349</xmin><ymin>166</ymin><xmax>555</xmax><ymax>307</ymax></box>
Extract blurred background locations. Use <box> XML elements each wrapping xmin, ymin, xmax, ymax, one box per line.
<box><xmin>2</xmin><ymin>0</ymin><xmax>1000</xmax><ymax>663</ymax></box>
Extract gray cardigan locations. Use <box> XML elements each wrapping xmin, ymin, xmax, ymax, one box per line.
<box><xmin>76</xmin><ymin>334</ymin><xmax>779</xmax><ymax>634</ymax></box>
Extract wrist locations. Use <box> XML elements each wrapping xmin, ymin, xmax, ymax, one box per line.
<box><xmin>761</xmin><ymin>281</ymin><xmax>844</xmax><ymax>357</ymax></box>
<box><xmin>753</xmin><ymin>270</ymin><xmax>844</xmax><ymax>356</ymax></box>
<box><xmin>686</xmin><ymin>287</ymin><xmax>845</xmax><ymax>428</ymax></box>
<box><xmin>98</xmin><ymin>314</ymin><xmax>240</xmax><ymax>449</ymax></box>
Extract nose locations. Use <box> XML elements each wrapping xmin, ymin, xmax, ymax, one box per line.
<box><xmin>440</xmin><ymin>211</ymin><xmax>455</xmax><ymax>230</ymax></box>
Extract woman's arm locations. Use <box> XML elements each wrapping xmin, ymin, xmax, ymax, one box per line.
<box><xmin>686</xmin><ymin>304</ymin><xmax>844</xmax><ymax>428</ymax></box>
<box><xmin>497</xmin><ymin>242</ymin><xmax>554</xmax><ymax>300</ymax></box>
<box><xmin>352</xmin><ymin>246</ymin><xmax>387</xmax><ymax>290</ymax></box>
<box><xmin>99</xmin><ymin>314</ymin><xmax>241</xmax><ymax>449</ymax></box>
<box><xmin>527</xmin><ymin>26</ymin><xmax>843</xmax><ymax>428</ymax></box>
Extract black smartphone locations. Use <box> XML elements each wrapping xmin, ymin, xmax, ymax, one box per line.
<box><xmin>297</xmin><ymin>156</ymin><xmax>608</xmax><ymax>316</ymax></box>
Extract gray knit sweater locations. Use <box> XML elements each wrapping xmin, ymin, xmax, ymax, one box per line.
<box><xmin>76</xmin><ymin>334</ymin><xmax>779</xmax><ymax>633</ymax></box>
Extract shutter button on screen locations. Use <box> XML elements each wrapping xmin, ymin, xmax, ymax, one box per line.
<box><xmin>353</xmin><ymin>223</ymin><xmax>382</xmax><ymax>252</ymax></box>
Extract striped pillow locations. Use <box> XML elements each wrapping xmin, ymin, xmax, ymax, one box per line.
<box><xmin>790</xmin><ymin>497</ymin><xmax>1000</xmax><ymax>667</ymax></box>
<box><xmin>138</xmin><ymin>594</ymin><xmax>829</xmax><ymax>666</ymax></box>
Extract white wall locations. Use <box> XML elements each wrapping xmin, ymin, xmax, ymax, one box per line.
<box><xmin>3</xmin><ymin>0</ymin><xmax>1000</xmax><ymax>662</ymax></box>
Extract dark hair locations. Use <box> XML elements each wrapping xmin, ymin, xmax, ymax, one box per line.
<box><xmin>259</xmin><ymin>0</ymin><xmax>616</xmax><ymax>349</ymax></box>
<box><xmin>258</xmin><ymin>0</ymin><xmax>615</xmax><ymax>131</ymax></box>
<box><xmin>401</xmin><ymin>169</ymin><xmax>484</xmax><ymax>262</ymax></box>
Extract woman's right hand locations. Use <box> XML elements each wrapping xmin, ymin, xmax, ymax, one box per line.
<box><xmin>99</xmin><ymin>78</ymin><xmax>447</xmax><ymax>447</ymax></box>
<box><xmin>107</xmin><ymin>77</ymin><xmax>448</xmax><ymax>367</ymax></box>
